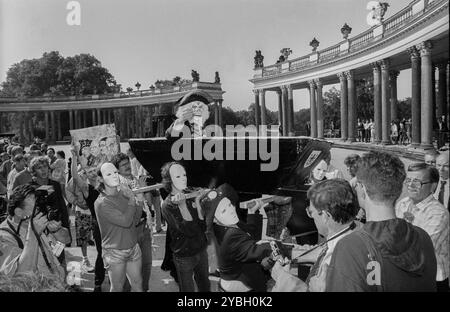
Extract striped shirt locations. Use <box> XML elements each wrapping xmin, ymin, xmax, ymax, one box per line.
<box><xmin>395</xmin><ymin>195</ymin><xmax>449</xmax><ymax>281</ymax></box>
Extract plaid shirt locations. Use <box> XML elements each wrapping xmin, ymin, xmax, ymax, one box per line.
<box><xmin>395</xmin><ymin>195</ymin><xmax>449</xmax><ymax>281</ymax></box>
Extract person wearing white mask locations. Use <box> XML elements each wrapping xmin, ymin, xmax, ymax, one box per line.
<box><xmin>94</xmin><ymin>162</ymin><xmax>143</xmax><ymax>292</ymax></box>
<box><xmin>200</xmin><ymin>183</ymin><xmax>274</xmax><ymax>292</ymax></box>
<box><xmin>160</xmin><ymin>162</ymin><xmax>210</xmax><ymax>292</ymax></box>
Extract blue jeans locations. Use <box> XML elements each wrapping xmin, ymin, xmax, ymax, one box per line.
<box><xmin>173</xmin><ymin>248</ymin><xmax>210</xmax><ymax>292</ymax></box>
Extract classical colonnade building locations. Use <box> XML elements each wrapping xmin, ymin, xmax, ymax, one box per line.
<box><xmin>0</xmin><ymin>81</ymin><xmax>224</xmax><ymax>144</ymax></box>
<box><xmin>250</xmin><ymin>0</ymin><xmax>449</xmax><ymax>149</ymax></box>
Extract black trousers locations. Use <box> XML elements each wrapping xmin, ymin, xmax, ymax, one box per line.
<box><xmin>436</xmin><ymin>279</ymin><xmax>449</xmax><ymax>292</ymax></box>
<box><xmin>92</xmin><ymin>221</ymin><xmax>105</xmax><ymax>287</ymax></box>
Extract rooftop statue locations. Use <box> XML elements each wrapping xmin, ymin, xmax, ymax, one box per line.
<box><xmin>191</xmin><ymin>70</ymin><xmax>200</xmax><ymax>82</ymax></box>
<box><xmin>254</xmin><ymin>50</ymin><xmax>264</xmax><ymax>69</ymax></box>
<box><xmin>215</xmin><ymin>71</ymin><xmax>221</xmax><ymax>83</ymax></box>
<box><xmin>366</xmin><ymin>1</ymin><xmax>390</xmax><ymax>26</ymax></box>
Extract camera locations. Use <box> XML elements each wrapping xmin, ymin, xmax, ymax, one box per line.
<box><xmin>34</xmin><ymin>185</ymin><xmax>60</xmax><ymax>221</ymax></box>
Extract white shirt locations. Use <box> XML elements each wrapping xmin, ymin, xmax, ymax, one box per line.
<box><xmin>395</xmin><ymin>195</ymin><xmax>449</xmax><ymax>281</ymax></box>
<box><xmin>434</xmin><ymin>178</ymin><xmax>449</xmax><ymax>210</ymax></box>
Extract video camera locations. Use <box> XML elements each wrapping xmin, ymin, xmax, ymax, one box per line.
<box><xmin>34</xmin><ymin>185</ymin><xmax>61</xmax><ymax>221</ymax></box>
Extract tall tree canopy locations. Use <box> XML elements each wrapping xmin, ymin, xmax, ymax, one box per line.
<box><xmin>0</xmin><ymin>51</ymin><xmax>116</xmax><ymax>97</ymax></box>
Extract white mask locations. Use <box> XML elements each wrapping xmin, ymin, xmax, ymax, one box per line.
<box><xmin>169</xmin><ymin>164</ymin><xmax>187</xmax><ymax>192</ymax></box>
<box><xmin>100</xmin><ymin>163</ymin><xmax>120</xmax><ymax>187</ymax></box>
<box><xmin>312</xmin><ymin>160</ymin><xmax>328</xmax><ymax>181</ymax></box>
<box><xmin>214</xmin><ymin>198</ymin><xmax>239</xmax><ymax>226</ymax></box>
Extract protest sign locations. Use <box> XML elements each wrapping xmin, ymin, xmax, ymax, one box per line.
<box><xmin>70</xmin><ymin>124</ymin><xmax>120</xmax><ymax>169</ymax></box>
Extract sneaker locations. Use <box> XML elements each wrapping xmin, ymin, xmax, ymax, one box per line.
<box><xmin>81</xmin><ymin>258</ymin><xmax>95</xmax><ymax>273</ymax></box>
<box><xmin>93</xmin><ymin>285</ymin><xmax>102</xmax><ymax>292</ymax></box>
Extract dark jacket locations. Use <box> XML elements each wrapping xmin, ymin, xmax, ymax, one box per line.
<box><xmin>213</xmin><ymin>214</ymin><xmax>272</xmax><ymax>292</ymax></box>
<box><xmin>325</xmin><ymin>218</ymin><xmax>437</xmax><ymax>292</ymax></box>
<box><xmin>162</xmin><ymin>196</ymin><xmax>207</xmax><ymax>257</ymax></box>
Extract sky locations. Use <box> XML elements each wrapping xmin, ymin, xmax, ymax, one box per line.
<box><xmin>0</xmin><ymin>0</ymin><xmax>413</xmax><ymax>112</ymax></box>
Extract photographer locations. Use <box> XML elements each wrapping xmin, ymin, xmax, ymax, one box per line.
<box><xmin>29</xmin><ymin>156</ymin><xmax>72</xmax><ymax>254</ymax></box>
<box><xmin>0</xmin><ymin>184</ymin><xmax>70</xmax><ymax>281</ymax></box>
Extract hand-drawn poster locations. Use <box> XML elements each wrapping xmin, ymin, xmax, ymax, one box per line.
<box><xmin>70</xmin><ymin>124</ymin><xmax>120</xmax><ymax>169</ymax></box>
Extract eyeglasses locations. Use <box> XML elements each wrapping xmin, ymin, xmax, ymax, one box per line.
<box><xmin>404</xmin><ymin>178</ymin><xmax>432</xmax><ymax>189</ymax></box>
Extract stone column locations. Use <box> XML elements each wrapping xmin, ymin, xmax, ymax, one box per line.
<box><xmin>371</xmin><ymin>63</ymin><xmax>382</xmax><ymax>143</ymax></box>
<box><xmin>56</xmin><ymin>112</ymin><xmax>61</xmax><ymax>141</ymax></box>
<box><xmin>97</xmin><ymin>109</ymin><xmax>101</xmax><ymax>126</ymax></box>
<box><xmin>315</xmin><ymin>79</ymin><xmax>324</xmax><ymax>139</ymax></box>
<box><xmin>218</xmin><ymin>100</ymin><xmax>223</xmax><ymax>130</ymax></box>
<box><xmin>281</xmin><ymin>86</ymin><xmax>288</xmax><ymax>136</ymax></box>
<box><xmin>49</xmin><ymin>111</ymin><xmax>55</xmax><ymax>143</ymax></box>
<box><xmin>18</xmin><ymin>113</ymin><xmax>24</xmax><ymax>143</ymax></box>
<box><xmin>75</xmin><ymin>110</ymin><xmax>80</xmax><ymax>129</ymax></box>
<box><xmin>259</xmin><ymin>90</ymin><xmax>267</xmax><ymax>126</ymax></box>
<box><xmin>408</xmin><ymin>46</ymin><xmax>421</xmax><ymax>147</ymax></box>
<box><xmin>69</xmin><ymin>110</ymin><xmax>73</xmax><ymax>130</ymax></box>
<box><xmin>277</xmin><ymin>90</ymin><xmax>283</xmax><ymax>132</ymax></box>
<box><xmin>338</xmin><ymin>73</ymin><xmax>348</xmax><ymax>141</ymax></box>
<box><xmin>346</xmin><ymin>71</ymin><xmax>356</xmax><ymax>142</ymax></box>
<box><xmin>432</xmin><ymin>65</ymin><xmax>437</xmax><ymax>130</ymax></box>
<box><xmin>380</xmin><ymin>59</ymin><xmax>391</xmax><ymax>145</ymax></box>
<box><xmin>418</xmin><ymin>41</ymin><xmax>434</xmax><ymax>149</ymax></box>
<box><xmin>308</xmin><ymin>81</ymin><xmax>317</xmax><ymax>138</ymax></box>
<box><xmin>287</xmin><ymin>85</ymin><xmax>294</xmax><ymax>136</ymax></box>
<box><xmin>214</xmin><ymin>102</ymin><xmax>219</xmax><ymax>126</ymax></box>
<box><xmin>253</xmin><ymin>90</ymin><xmax>261</xmax><ymax>133</ymax></box>
<box><xmin>45</xmin><ymin>112</ymin><xmax>50</xmax><ymax>142</ymax></box>
<box><xmin>389</xmin><ymin>70</ymin><xmax>399</xmax><ymax>123</ymax></box>
<box><xmin>91</xmin><ymin>109</ymin><xmax>95</xmax><ymax>126</ymax></box>
<box><xmin>437</xmin><ymin>63</ymin><xmax>447</xmax><ymax>118</ymax></box>
<box><xmin>28</xmin><ymin>113</ymin><xmax>34</xmax><ymax>142</ymax></box>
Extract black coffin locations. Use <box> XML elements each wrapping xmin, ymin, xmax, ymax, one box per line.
<box><xmin>129</xmin><ymin>137</ymin><xmax>332</xmax><ymax>239</ymax></box>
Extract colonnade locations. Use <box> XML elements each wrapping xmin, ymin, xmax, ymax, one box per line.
<box><xmin>0</xmin><ymin>99</ymin><xmax>225</xmax><ymax>144</ymax></box>
<box><xmin>252</xmin><ymin>40</ymin><xmax>449</xmax><ymax>149</ymax></box>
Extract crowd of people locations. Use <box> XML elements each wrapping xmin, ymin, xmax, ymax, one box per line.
<box><xmin>355</xmin><ymin>116</ymin><xmax>449</xmax><ymax>148</ymax></box>
<box><xmin>0</xmin><ymin>134</ymin><xmax>449</xmax><ymax>292</ymax></box>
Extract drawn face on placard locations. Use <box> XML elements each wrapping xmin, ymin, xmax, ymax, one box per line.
<box><xmin>214</xmin><ymin>197</ymin><xmax>239</xmax><ymax>226</ymax></box>
<box><xmin>100</xmin><ymin>162</ymin><xmax>120</xmax><ymax>187</ymax></box>
<box><xmin>169</xmin><ymin>164</ymin><xmax>187</xmax><ymax>192</ymax></box>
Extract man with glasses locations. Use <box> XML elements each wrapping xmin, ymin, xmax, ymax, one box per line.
<box><xmin>326</xmin><ymin>152</ymin><xmax>437</xmax><ymax>291</ymax></box>
<box><xmin>271</xmin><ymin>179</ymin><xmax>360</xmax><ymax>292</ymax></box>
<box><xmin>395</xmin><ymin>162</ymin><xmax>449</xmax><ymax>292</ymax></box>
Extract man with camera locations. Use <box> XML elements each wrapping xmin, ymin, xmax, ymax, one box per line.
<box><xmin>0</xmin><ymin>184</ymin><xmax>70</xmax><ymax>281</ymax></box>
<box><xmin>29</xmin><ymin>156</ymin><xmax>72</xmax><ymax>256</ymax></box>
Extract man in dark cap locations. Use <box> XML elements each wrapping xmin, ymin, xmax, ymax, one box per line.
<box><xmin>200</xmin><ymin>183</ymin><xmax>274</xmax><ymax>292</ymax></box>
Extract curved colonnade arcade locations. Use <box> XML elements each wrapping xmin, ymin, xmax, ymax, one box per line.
<box><xmin>0</xmin><ymin>81</ymin><xmax>224</xmax><ymax>144</ymax></box>
<box><xmin>250</xmin><ymin>0</ymin><xmax>449</xmax><ymax>150</ymax></box>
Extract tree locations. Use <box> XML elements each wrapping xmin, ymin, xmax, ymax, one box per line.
<box><xmin>135</xmin><ymin>82</ymin><xmax>141</xmax><ymax>90</ymax></box>
<box><xmin>0</xmin><ymin>51</ymin><xmax>116</xmax><ymax>96</ymax></box>
<box><xmin>126</xmin><ymin>87</ymin><xmax>133</xmax><ymax>94</ymax></box>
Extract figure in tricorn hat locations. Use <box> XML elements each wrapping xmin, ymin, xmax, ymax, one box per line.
<box><xmin>165</xmin><ymin>90</ymin><xmax>213</xmax><ymax>138</ymax></box>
